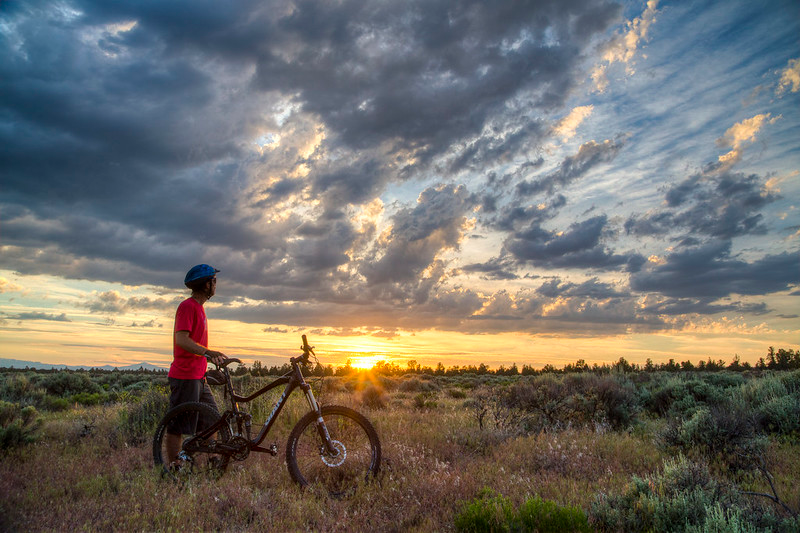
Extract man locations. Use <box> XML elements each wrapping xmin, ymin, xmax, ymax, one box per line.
<box><xmin>165</xmin><ymin>264</ymin><xmax>228</xmax><ymax>465</ymax></box>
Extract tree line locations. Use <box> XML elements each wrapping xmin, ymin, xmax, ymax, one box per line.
<box><xmin>242</xmin><ymin>347</ymin><xmax>799</xmax><ymax>377</ymax></box>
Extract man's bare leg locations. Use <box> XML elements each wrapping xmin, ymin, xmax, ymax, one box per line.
<box><xmin>166</xmin><ymin>433</ymin><xmax>182</xmax><ymax>465</ymax></box>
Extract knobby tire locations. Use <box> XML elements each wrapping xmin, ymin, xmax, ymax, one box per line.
<box><xmin>153</xmin><ymin>401</ymin><xmax>231</xmax><ymax>481</ymax></box>
<box><xmin>286</xmin><ymin>405</ymin><xmax>381</xmax><ymax>497</ymax></box>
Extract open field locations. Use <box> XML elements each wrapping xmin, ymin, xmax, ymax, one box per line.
<box><xmin>1</xmin><ymin>368</ymin><xmax>799</xmax><ymax>532</ymax></box>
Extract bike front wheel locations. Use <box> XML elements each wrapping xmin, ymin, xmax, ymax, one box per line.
<box><xmin>286</xmin><ymin>405</ymin><xmax>381</xmax><ymax>496</ymax></box>
<box><xmin>153</xmin><ymin>401</ymin><xmax>231</xmax><ymax>481</ymax></box>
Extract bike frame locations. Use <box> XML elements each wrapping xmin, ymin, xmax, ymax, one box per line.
<box><xmin>226</xmin><ymin>359</ymin><xmax>321</xmax><ymax>452</ymax></box>
<box><xmin>189</xmin><ymin>345</ymin><xmax>334</xmax><ymax>458</ymax></box>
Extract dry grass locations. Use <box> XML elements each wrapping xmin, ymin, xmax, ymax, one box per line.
<box><xmin>1</xmin><ymin>381</ymin><xmax>796</xmax><ymax>532</ymax></box>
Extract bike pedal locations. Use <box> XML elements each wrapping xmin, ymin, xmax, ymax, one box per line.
<box><xmin>269</xmin><ymin>443</ymin><xmax>278</xmax><ymax>455</ymax></box>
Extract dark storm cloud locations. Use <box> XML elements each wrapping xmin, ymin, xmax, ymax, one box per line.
<box><xmin>640</xmin><ymin>297</ymin><xmax>770</xmax><ymax>316</ymax></box>
<box><xmin>631</xmin><ymin>240</ymin><xmax>800</xmax><ymax>299</ymax></box>
<box><xmin>251</xmin><ymin>0</ymin><xmax>622</xmax><ymax>159</ymax></box>
<box><xmin>491</xmin><ymin>194</ymin><xmax>568</xmax><ymax>232</ymax></box>
<box><xmin>536</xmin><ymin>277</ymin><xmax>627</xmax><ymax>299</ymax></box>
<box><xmin>461</xmin><ymin>256</ymin><xmax>519</xmax><ymax>280</ymax></box>
<box><xmin>625</xmin><ymin>170</ymin><xmax>779</xmax><ymax>239</ymax></box>
<box><xmin>290</xmin><ymin>212</ymin><xmax>357</xmax><ymax>271</ymax></box>
<box><xmin>505</xmin><ymin>215</ymin><xmax>644</xmax><ymax>271</ymax></box>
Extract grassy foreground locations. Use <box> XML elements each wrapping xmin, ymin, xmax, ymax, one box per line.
<box><xmin>1</xmin><ymin>371</ymin><xmax>798</xmax><ymax>531</ymax></box>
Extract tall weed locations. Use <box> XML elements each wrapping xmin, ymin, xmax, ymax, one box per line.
<box><xmin>454</xmin><ymin>489</ymin><xmax>591</xmax><ymax>533</ymax></box>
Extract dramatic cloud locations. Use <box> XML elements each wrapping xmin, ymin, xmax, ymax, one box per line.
<box><xmin>0</xmin><ymin>0</ymin><xmax>798</xmax><ymax>361</ymax></box>
<box><xmin>631</xmin><ymin>240</ymin><xmax>800</xmax><ymax>299</ymax></box>
<box><xmin>505</xmin><ymin>214</ymin><xmax>643</xmax><ymax>271</ymax></box>
<box><xmin>625</xmin><ymin>169</ymin><xmax>780</xmax><ymax>240</ymax></box>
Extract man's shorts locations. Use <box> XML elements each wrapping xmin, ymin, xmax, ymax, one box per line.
<box><xmin>166</xmin><ymin>377</ymin><xmax>219</xmax><ymax>435</ymax></box>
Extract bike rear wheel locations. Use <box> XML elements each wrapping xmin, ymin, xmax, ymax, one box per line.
<box><xmin>153</xmin><ymin>401</ymin><xmax>231</xmax><ymax>481</ymax></box>
<box><xmin>286</xmin><ymin>405</ymin><xmax>381</xmax><ymax>496</ymax></box>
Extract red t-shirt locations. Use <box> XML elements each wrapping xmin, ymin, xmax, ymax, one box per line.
<box><xmin>169</xmin><ymin>297</ymin><xmax>208</xmax><ymax>380</ymax></box>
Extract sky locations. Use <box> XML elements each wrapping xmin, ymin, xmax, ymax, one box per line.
<box><xmin>1</xmin><ymin>0</ymin><xmax>798</xmax><ymax>370</ymax></box>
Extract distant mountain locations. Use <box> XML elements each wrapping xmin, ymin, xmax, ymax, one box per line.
<box><xmin>0</xmin><ymin>358</ymin><xmax>168</xmax><ymax>371</ymax></box>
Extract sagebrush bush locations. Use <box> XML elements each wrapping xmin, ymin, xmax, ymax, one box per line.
<box><xmin>0</xmin><ymin>400</ymin><xmax>41</xmax><ymax>449</ymax></box>
<box><xmin>736</xmin><ymin>374</ymin><xmax>800</xmax><ymax>437</ymax></box>
<box><xmin>447</xmin><ymin>387</ymin><xmax>468</xmax><ymax>399</ymax></box>
<box><xmin>413</xmin><ymin>391</ymin><xmax>438</xmax><ymax>410</ymax></box>
<box><xmin>502</xmin><ymin>373</ymin><xmax>639</xmax><ymax>432</ymax></box>
<box><xmin>660</xmin><ymin>405</ymin><xmax>764</xmax><ymax>461</ymax></box>
<box><xmin>644</xmin><ymin>374</ymin><xmax>745</xmax><ymax>419</ymax></box>
<box><xmin>590</xmin><ymin>456</ymin><xmax>719</xmax><ymax>532</ymax></box>
<box><xmin>0</xmin><ymin>374</ymin><xmax>47</xmax><ymax>407</ymax></box>
<box><xmin>40</xmin><ymin>372</ymin><xmax>102</xmax><ymax>397</ymax></box>
<box><xmin>590</xmin><ymin>455</ymin><xmax>797</xmax><ymax>533</ymax></box>
<box><xmin>360</xmin><ymin>385</ymin><xmax>387</xmax><ymax>409</ymax></box>
<box><xmin>116</xmin><ymin>385</ymin><xmax>169</xmax><ymax>446</ymax></box>
<box><xmin>685</xmin><ymin>503</ymin><xmax>759</xmax><ymax>533</ymax></box>
<box><xmin>758</xmin><ymin>394</ymin><xmax>800</xmax><ymax>436</ymax></box>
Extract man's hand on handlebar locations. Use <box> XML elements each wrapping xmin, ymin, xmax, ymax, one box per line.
<box><xmin>204</xmin><ymin>350</ymin><xmax>228</xmax><ymax>366</ymax></box>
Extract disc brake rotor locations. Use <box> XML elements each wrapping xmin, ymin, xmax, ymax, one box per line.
<box><xmin>321</xmin><ymin>440</ymin><xmax>346</xmax><ymax>467</ymax></box>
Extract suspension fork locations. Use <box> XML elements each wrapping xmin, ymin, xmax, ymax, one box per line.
<box><xmin>300</xmin><ymin>382</ymin><xmax>338</xmax><ymax>455</ymax></box>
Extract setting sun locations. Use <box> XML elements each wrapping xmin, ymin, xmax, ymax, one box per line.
<box><xmin>348</xmin><ymin>355</ymin><xmax>384</xmax><ymax>370</ymax></box>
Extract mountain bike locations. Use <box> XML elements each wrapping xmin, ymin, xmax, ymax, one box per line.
<box><xmin>153</xmin><ymin>335</ymin><xmax>381</xmax><ymax>496</ymax></box>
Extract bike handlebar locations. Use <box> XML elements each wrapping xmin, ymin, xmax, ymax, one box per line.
<box><xmin>290</xmin><ymin>334</ymin><xmax>315</xmax><ymax>365</ymax></box>
<box><xmin>206</xmin><ymin>356</ymin><xmax>242</xmax><ymax>369</ymax></box>
<box><xmin>206</xmin><ymin>336</ymin><xmax>314</xmax><ymax>369</ymax></box>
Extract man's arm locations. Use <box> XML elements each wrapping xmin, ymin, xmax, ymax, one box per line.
<box><xmin>174</xmin><ymin>330</ymin><xmax>228</xmax><ymax>365</ymax></box>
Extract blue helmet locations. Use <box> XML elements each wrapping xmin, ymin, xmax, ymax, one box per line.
<box><xmin>184</xmin><ymin>264</ymin><xmax>220</xmax><ymax>286</ymax></box>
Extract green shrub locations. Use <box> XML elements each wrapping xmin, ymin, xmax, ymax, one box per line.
<box><xmin>646</xmin><ymin>375</ymin><xmax>731</xmax><ymax>419</ymax></box>
<box><xmin>0</xmin><ymin>401</ymin><xmax>41</xmax><ymax>449</ymax></box>
<box><xmin>413</xmin><ymin>391</ymin><xmax>438</xmax><ymax>410</ymax></box>
<box><xmin>590</xmin><ymin>456</ymin><xmax>718</xmax><ymax>532</ymax></box>
<box><xmin>665</xmin><ymin>405</ymin><xmax>764</xmax><ymax>459</ymax></box>
<box><xmin>116</xmin><ymin>385</ymin><xmax>169</xmax><ymax>446</ymax></box>
<box><xmin>590</xmin><ymin>455</ymin><xmax>797</xmax><ymax>533</ymax></box>
<box><xmin>71</xmin><ymin>391</ymin><xmax>109</xmax><ymax>406</ymax></box>
<box><xmin>447</xmin><ymin>388</ymin><xmax>468</xmax><ymax>399</ymax></box>
<box><xmin>0</xmin><ymin>374</ymin><xmax>47</xmax><ymax>407</ymax></box>
<box><xmin>39</xmin><ymin>372</ymin><xmax>102</xmax><ymax>397</ymax></box>
<box><xmin>41</xmin><ymin>395</ymin><xmax>70</xmax><ymax>411</ymax></box>
<box><xmin>517</xmin><ymin>496</ymin><xmax>591</xmax><ymax>532</ymax></box>
<box><xmin>454</xmin><ymin>489</ymin><xmax>517</xmax><ymax>533</ymax></box>
<box><xmin>685</xmin><ymin>503</ymin><xmax>759</xmax><ymax>533</ymax></box>
<box><xmin>455</xmin><ymin>490</ymin><xmax>591</xmax><ymax>533</ymax></box>
<box><xmin>504</xmin><ymin>374</ymin><xmax>639</xmax><ymax>431</ymax></box>
<box><xmin>758</xmin><ymin>394</ymin><xmax>800</xmax><ymax>436</ymax></box>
